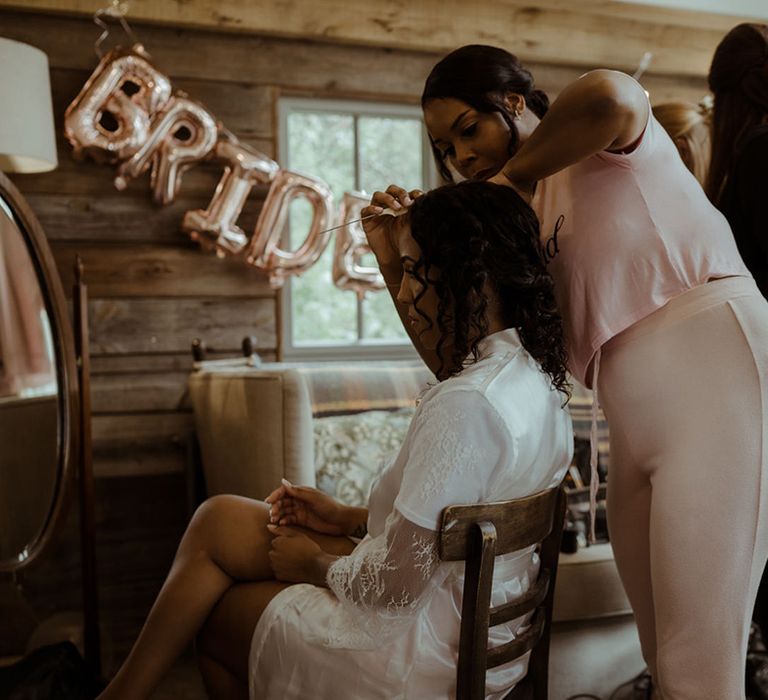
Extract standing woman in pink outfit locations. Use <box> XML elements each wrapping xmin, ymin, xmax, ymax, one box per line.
<box><xmin>363</xmin><ymin>45</ymin><xmax>768</xmax><ymax>699</ymax></box>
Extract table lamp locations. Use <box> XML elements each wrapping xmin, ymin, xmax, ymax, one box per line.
<box><xmin>0</xmin><ymin>37</ymin><xmax>57</xmax><ymax>173</ymax></box>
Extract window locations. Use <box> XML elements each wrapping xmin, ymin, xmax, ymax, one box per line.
<box><xmin>279</xmin><ymin>97</ymin><xmax>437</xmax><ymax>360</ymax></box>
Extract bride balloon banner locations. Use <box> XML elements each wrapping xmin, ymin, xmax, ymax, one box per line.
<box><xmin>63</xmin><ymin>44</ymin><xmax>384</xmax><ymax>294</ymax></box>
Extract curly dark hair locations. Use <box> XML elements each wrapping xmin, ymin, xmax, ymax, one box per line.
<box><xmin>421</xmin><ymin>45</ymin><xmax>550</xmax><ymax>183</ymax></box>
<box><xmin>407</xmin><ymin>180</ymin><xmax>570</xmax><ymax>401</ymax></box>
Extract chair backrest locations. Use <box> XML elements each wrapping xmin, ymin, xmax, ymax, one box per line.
<box><xmin>438</xmin><ymin>485</ymin><xmax>567</xmax><ymax>700</ymax></box>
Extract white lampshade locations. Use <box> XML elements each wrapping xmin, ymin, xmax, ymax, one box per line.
<box><xmin>0</xmin><ymin>37</ymin><xmax>58</xmax><ymax>173</ymax></box>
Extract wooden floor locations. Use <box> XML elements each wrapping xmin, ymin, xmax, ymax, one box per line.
<box><xmin>148</xmin><ymin>656</ymin><xmax>768</xmax><ymax>700</ymax></box>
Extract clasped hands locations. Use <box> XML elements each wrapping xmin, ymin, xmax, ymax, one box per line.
<box><xmin>265</xmin><ymin>479</ymin><xmax>365</xmax><ymax>586</ymax></box>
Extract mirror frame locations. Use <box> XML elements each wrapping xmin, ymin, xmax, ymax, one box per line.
<box><xmin>0</xmin><ymin>170</ymin><xmax>79</xmax><ymax>572</ymax></box>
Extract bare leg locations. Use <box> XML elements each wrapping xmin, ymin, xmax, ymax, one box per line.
<box><xmin>196</xmin><ymin>581</ymin><xmax>291</xmax><ymax>692</ymax></box>
<box><xmin>99</xmin><ymin>494</ymin><xmax>357</xmax><ymax>700</ymax></box>
<box><xmin>197</xmin><ymin>653</ymin><xmax>249</xmax><ymax>700</ymax></box>
<box><xmin>97</xmin><ymin>495</ymin><xmax>282</xmax><ymax>700</ymax></box>
<box><xmin>197</xmin><ymin>537</ymin><xmax>356</xmax><ymax>693</ymax></box>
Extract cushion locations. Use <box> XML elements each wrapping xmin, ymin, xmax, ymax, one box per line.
<box><xmin>296</xmin><ymin>362</ymin><xmax>432</xmax><ymax>417</ymax></box>
<box><xmin>313</xmin><ymin>408</ymin><xmax>415</xmax><ymax>505</ymax></box>
<box><xmin>189</xmin><ymin>367</ymin><xmax>315</xmax><ymax>496</ymax></box>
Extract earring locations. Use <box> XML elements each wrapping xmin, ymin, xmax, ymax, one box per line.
<box><xmin>514</xmin><ymin>108</ymin><xmax>523</xmax><ymax>120</ymax></box>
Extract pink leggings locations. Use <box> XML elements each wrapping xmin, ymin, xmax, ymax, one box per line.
<box><xmin>598</xmin><ymin>277</ymin><xmax>768</xmax><ymax>699</ymax></box>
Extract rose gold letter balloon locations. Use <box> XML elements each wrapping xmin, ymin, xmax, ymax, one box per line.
<box><xmin>64</xmin><ymin>46</ymin><xmax>172</xmax><ymax>163</ymax></box>
<box><xmin>115</xmin><ymin>95</ymin><xmax>219</xmax><ymax>204</ymax></box>
<box><xmin>182</xmin><ymin>136</ymin><xmax>280</xmax><ymax>257</ymax></box>
<box><xmin>332</xmin><ymin>191</ymin><xmax>386</xmax><ymax>299</ymax></box>
<box><xmin>245</xmin><ymin>170</ymin><xmax>334</xmax><ymax>289</ymax></box>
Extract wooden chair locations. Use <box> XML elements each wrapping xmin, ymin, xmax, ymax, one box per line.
<box><xmin>439</xmin><ymin>485</ymin><xmax>567</xmax><ymax>700</ymax></box>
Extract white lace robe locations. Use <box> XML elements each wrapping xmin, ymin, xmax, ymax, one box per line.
<box><xmin>249</xmin><ymin>329</ymin><xmax>573</xmax><ymax>699</ymax></box>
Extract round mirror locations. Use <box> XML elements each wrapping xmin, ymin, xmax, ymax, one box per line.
<box><xmin>0</xmin><ymin>171</ymin><xmax>77</xmax><ymax>572</ymax></box>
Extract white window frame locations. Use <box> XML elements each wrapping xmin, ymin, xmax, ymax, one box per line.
<box><xmin>278</xmin><ymin>96</ymin><xmax>438</xmax><ymax>361</ymax></box>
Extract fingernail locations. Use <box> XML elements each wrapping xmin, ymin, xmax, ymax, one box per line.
<box><xmin>267</xmin><ymin>523</ymin><xmax>276</xmax><ymax>530</ymax></box>
<box><xmin>391</xmin><ymin>200</ymin><xmax>402</xmax><ymax>209</ymax></box>
<box><xmin>281</xmin><ymin>478</ymin><xmax>292</xmax><ymax>487</ymax></box>
<box><xmin>404</xmin><ymin>196</ymin><xmax>413</xmax><ymax>205</ymax></box>
<box><xmin>372</xmin><ymin>206</ymin><xmax>383</xmax><ymax>213</ymax></box>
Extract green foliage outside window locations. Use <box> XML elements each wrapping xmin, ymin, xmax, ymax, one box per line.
<box><xmin>286</xmin><ymin>107</ymin><xmax>427</xmax><ymax>347</ymax></box>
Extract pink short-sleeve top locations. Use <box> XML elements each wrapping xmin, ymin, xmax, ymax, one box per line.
<box><xmin>532</xmin><ymin>110</ymin><xmax>751</xmax><ymax>387</ymax></box>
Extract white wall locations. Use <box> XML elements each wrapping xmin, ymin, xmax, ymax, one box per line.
<box><xmin>615</xmin><ymin>0</ymin><xmax>768</xmax><ymax>20</ymax></box>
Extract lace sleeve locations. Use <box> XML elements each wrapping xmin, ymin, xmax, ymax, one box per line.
<box><xmin>325</xmin><ymin>388</ymin><xmax>515</xmax><ymax>649</ymax></box>
<box><xmin>325</xmin><ymin>508</ymin><xmax>452</xmax><ymax>648</ymax></box>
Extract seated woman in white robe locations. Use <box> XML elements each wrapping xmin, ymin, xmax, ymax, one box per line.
<box><xmin>96</xmin><ymin>181</ymin><xmax>573</xmax><ymax>700</ymax></box>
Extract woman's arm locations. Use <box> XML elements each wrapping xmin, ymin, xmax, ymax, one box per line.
<box><xmin>495</xmin><ymin>69</ymin><xmax>650</xmax><ymax>193</ymax></box>
<box><xmin>361</xmin><ymin>187</ymin><xmax>442</xmax><ymax>376</ymax></box>
<box><xmin>267</xmin><ymin>511</ymin><xmax>443</xmax><ymax>599</ymax></box>
<box><xmin>318</xmin><ymin>390</ymin><xmax>510</xmax><ymax>647</ymax></box>
<box><xmin>346</xmin><ymin>506</ymin><xmax>369</xmax><ymax>539</ymax></box>
<box><xmin>265</xmin><ymin>500</ymin><xmax>367</xmax><ymax>586</ymax></box>
<box><xmin>266</xmin><ymin>524</ymin><xmax>341</xmax><ymax>586</ymax></box>
<box><xmin>326</xmin><ymin>511</ymin><xmax>443</xmax><ymax>603</ymax></box>
<box><xmin>267</xmin><ymin>481</ymin><xmax>370</xmax><ymax>536</ymax></box>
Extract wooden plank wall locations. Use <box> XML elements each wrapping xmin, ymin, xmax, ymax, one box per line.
<box><xmin>0</xmin><ymin>8</ymin><xmax>707</xmax><ymax>667</ymax></box>
<box><xmin>0</xmin><ymin>0</ymin><xmax>751</xmax><ymax>77</ymax></box>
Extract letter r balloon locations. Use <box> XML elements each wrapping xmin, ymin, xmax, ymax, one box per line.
<box><xmin>115</xmin><ymin>95</ymin><xmax>219</xmax><ymax>205</ymax></box>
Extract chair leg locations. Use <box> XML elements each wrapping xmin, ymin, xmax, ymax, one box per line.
<box><xmin>456</xmin><ymin>522</ymin><xmax>497</xmax><ymax>700</ymax></box>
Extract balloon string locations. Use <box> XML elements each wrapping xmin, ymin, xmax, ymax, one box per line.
<box><xmin>94</xmin><ymin>1</ymin><xmax>139</xmax><ymax>57</ymax></box>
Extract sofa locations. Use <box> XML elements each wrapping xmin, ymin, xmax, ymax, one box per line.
<box><xmin>188</xmin><ymin>359</ymin><xmax>644</xmax><ymax>699</ymax></box>
<box><xmin>188</xmin><ymin>359</ymin><xmax>430</xmax><ymax>501</ymax></box>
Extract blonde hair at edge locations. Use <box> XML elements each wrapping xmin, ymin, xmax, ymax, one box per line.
<box><xmin>652</xmin><ymin>98</ymin><xmax>713</xmax><ymax>186</ymax></box>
